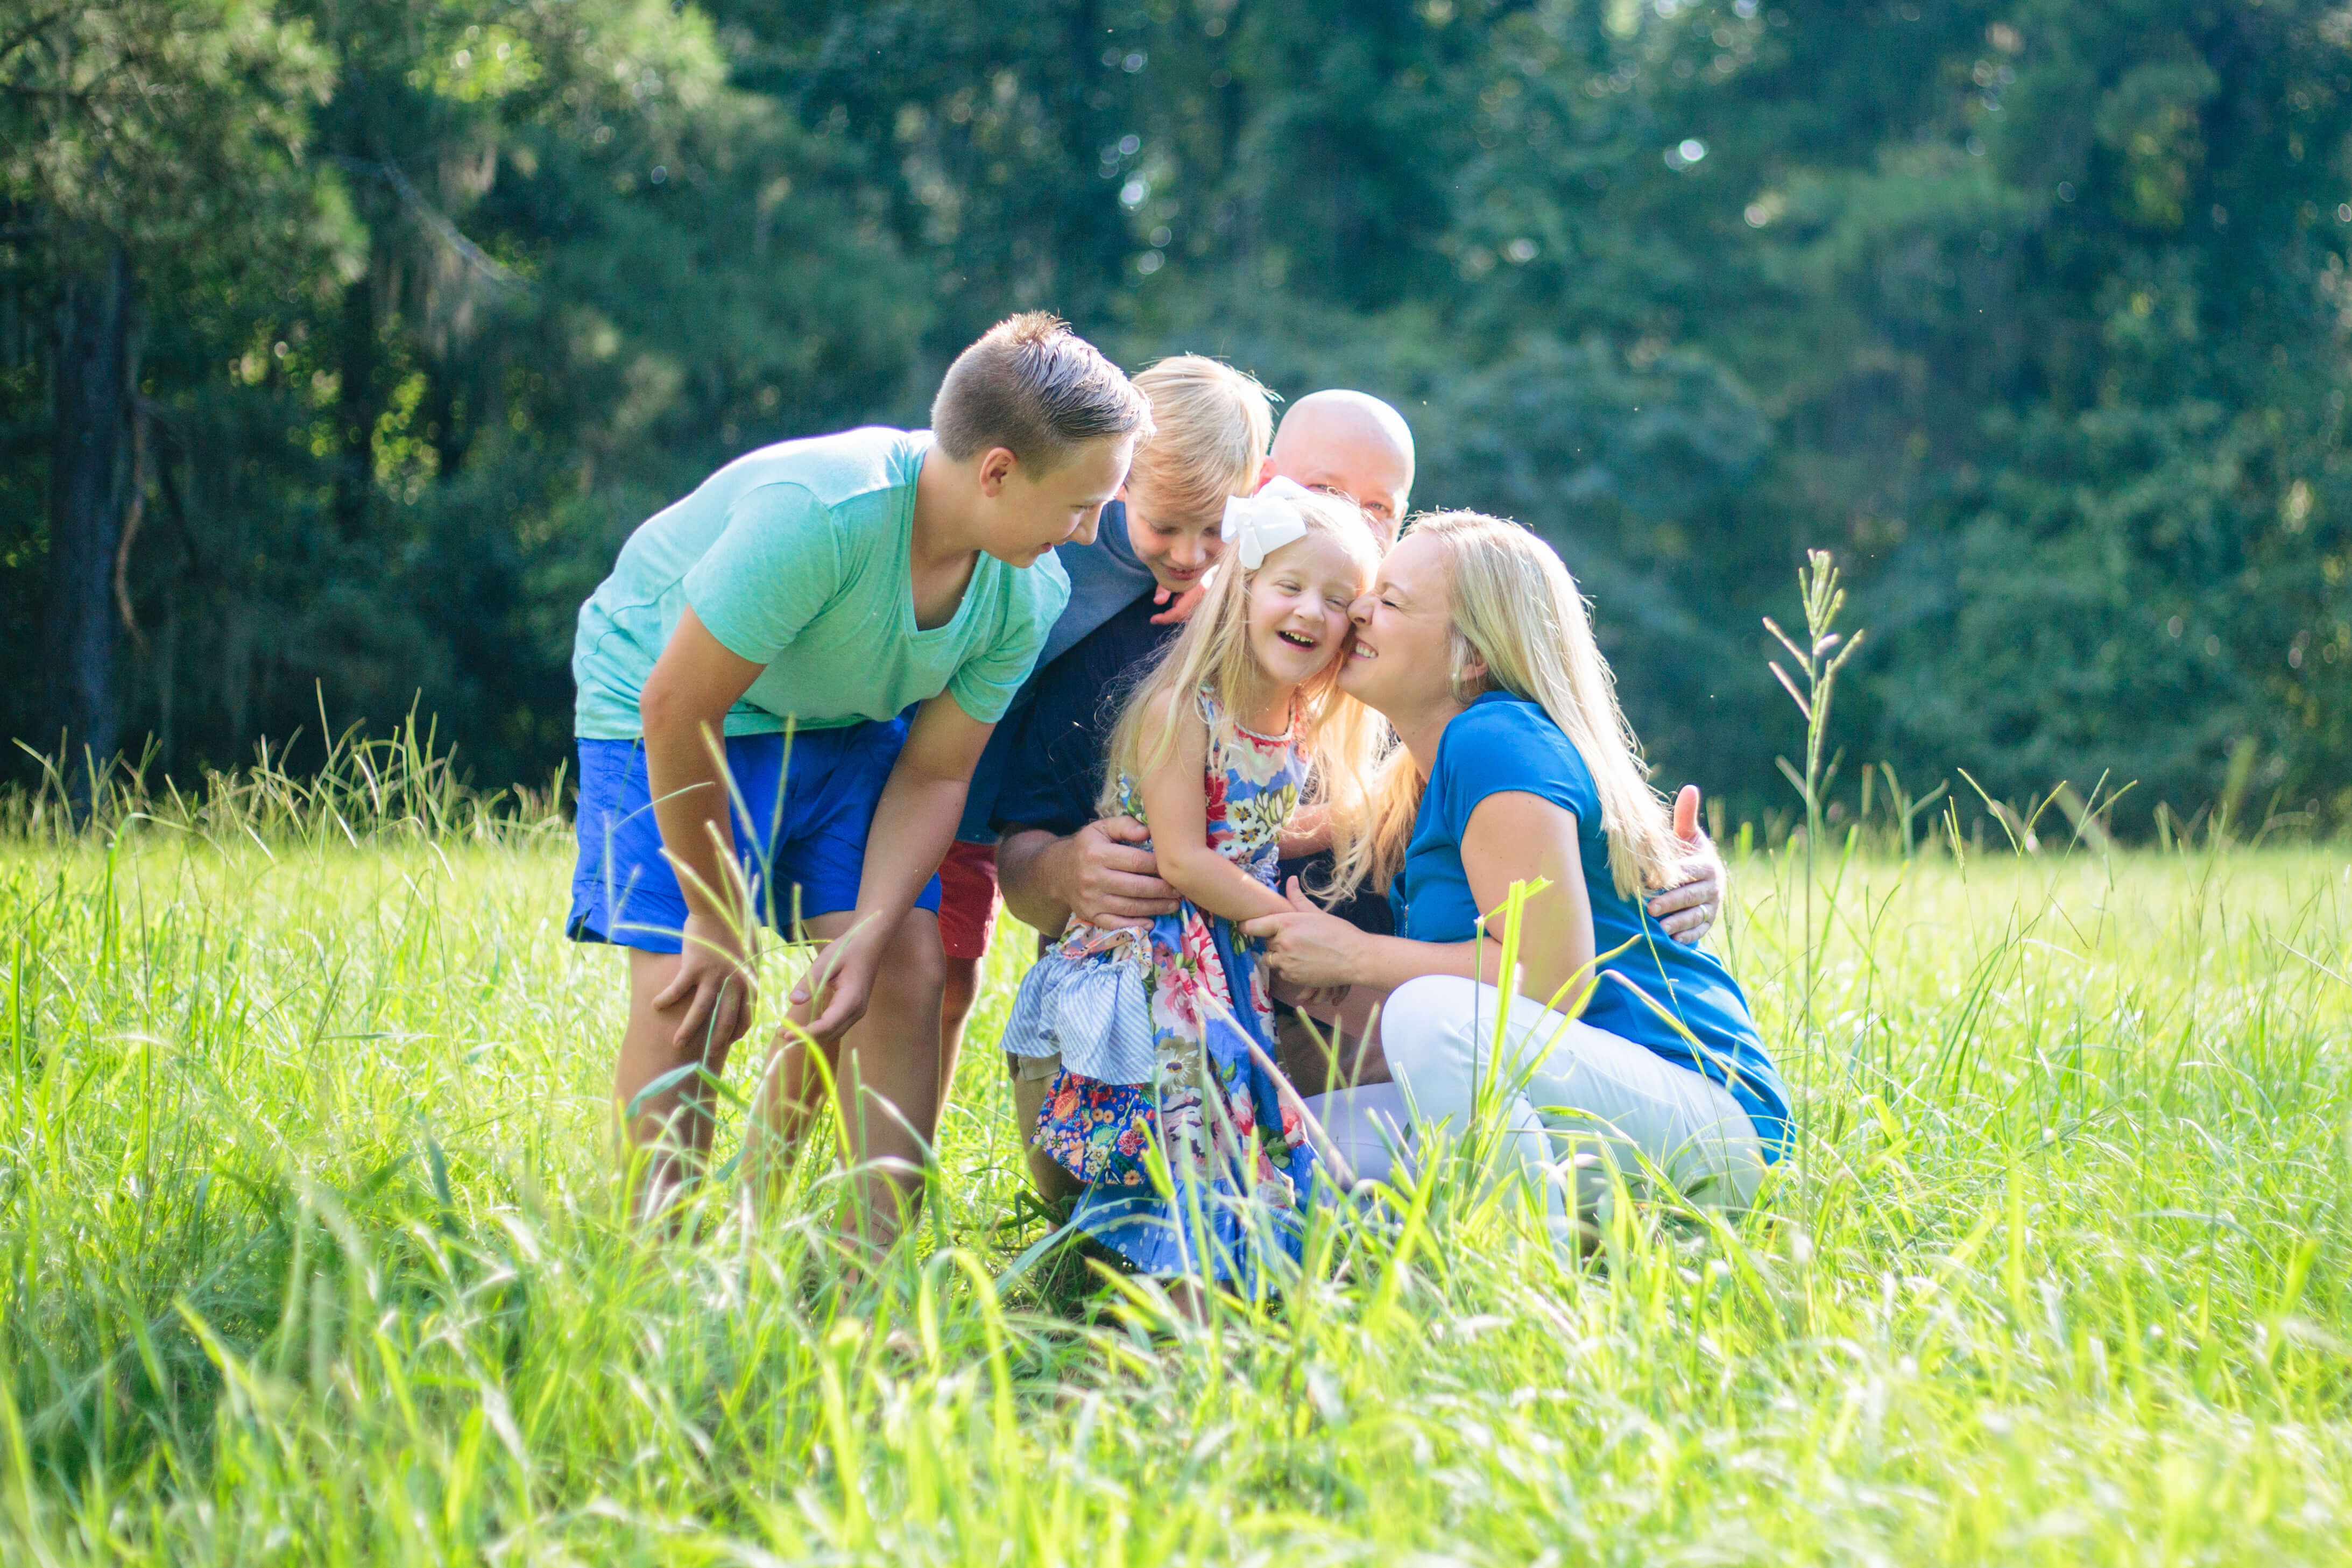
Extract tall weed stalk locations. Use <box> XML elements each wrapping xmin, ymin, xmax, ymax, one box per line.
<box><xmin>1765</xmin><ymin>549</ymin><xmax>1866</xmax><ymax>1027</ymax></box>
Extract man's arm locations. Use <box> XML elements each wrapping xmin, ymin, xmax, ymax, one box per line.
<box><xmin>997</xmin><ymin>818</ymin><xmax>1177</xmax><ymax>935</ymax></box>
<box><xmin>640</xmin><ymin>608</ymin><xmax>766</xmax><ymax>1049</ymax></box>
<box><xmin>793</xmin><ymin>694</ymin><xmax>992</xmax><ymax>1042</ymax></box>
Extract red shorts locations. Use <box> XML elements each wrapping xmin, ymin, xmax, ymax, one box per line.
<box><xmin>936</xmin><ymin>839</ymin><xmax>1000</xmax><ymax>962</ymax></box>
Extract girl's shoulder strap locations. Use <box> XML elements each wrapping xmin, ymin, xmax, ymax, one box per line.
<box><xmin>1193</xmin><ymin>682</ymin><xmax>1239</xmax><ymax>771</ymax></box>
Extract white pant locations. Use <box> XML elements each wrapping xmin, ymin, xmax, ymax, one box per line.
<box><xmin>1302</xmin><ymin>975</ymin><xmax>1765</xmax><ymax>1221</ymax></box>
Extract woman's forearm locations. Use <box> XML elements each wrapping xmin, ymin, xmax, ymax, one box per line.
<box><xmin>1344</xmin><ymin>933</ymin><xmax>1600</xmax><ymax>1014</ymax></box>
<box><xmin>1343</xmin><ymin>933</ymin><xmax>1490</xmax><ymax>993</ymax></box>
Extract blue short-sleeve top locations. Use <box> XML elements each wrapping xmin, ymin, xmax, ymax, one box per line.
<box><xmin>1390</xmin><ymin>692</ymin><xmax>1789</xmax><ymax>1154</ymax></box>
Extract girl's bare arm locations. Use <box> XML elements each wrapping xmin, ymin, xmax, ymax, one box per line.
<box><xmin>1133</xmin><ymin>691</ymin><xmax>1296</xmax><ymax>924</ymax></box>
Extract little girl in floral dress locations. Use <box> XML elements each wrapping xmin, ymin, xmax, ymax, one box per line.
<box><xmin>1003</xmin><ymin>483</ymin><xmax>1382</xmax><ymax>1286</ymax></box>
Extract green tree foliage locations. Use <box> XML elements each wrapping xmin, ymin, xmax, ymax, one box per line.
<box><xmin>2</xmin><ymin>0</ymin><xmax>927</xmax><ymax>785</ymax></box>
<box><xmin>4</xmin><ymin>0</ymin><xmax>2347</xmax><ymax>828</ymax></box>
<box><xmin>1</xmin><ymin>0</ymin><xmax>326</xmax><ymax>771</ymax></box>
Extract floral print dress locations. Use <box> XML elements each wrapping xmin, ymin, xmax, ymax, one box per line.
<box><xmin>1001</xmin><ymin>689</ymin><xmax>1321</xmax><ymax>1283</ymax></box>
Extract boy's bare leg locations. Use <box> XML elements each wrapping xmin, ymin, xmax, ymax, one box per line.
<box><xmin>1008</xmin><ymin>1061</ymin><xmax>1084</xmax><ymax>1205</ymax></box>
<box><xmin>753</xmin><ymin>907</ymin><xmax>948</xmax><ymax>1248</ymax></box>
<box><xmin>939</xmin><ymin>954</ymin><xmax>981</xmax><ymax>1098</ymax></box>
<box><xmin>613</xmin><ymin>945</ymin><xmax>746</xmax><ymax>1221</ymax></box>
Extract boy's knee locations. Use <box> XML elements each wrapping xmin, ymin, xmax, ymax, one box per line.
<box><xmin>941</xmin><ymin>955</ymin><xmax>981</xmax><ymax>1012</ymax></box>
<box><xmin>877</xmin><ymin>909</ymin><xmax>947</xmax><ymax>996</ymax></box>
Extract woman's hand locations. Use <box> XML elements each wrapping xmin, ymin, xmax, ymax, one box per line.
<box><xmin>1241</xmin><ymin>878</ymin><xmax>1368</xmax><ymax>991</ymax></box>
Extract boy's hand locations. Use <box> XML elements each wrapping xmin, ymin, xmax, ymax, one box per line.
<box><xmin>790</xmin><ymin>920</ymin><xmax>886</xmax><ymax>1044</ymax></box>
<box><xmin>1149</xmin><ymin>582</ymin><xmax>1210</xmax><ymax>625</ymax></box>
<box><xmin>655</xmin><ymin>913</ymin><xmax>757</xmax><ymax>1051</ymax></box>
<box><xmin>1645</xmin><ymin>785</ymin><xmax>1725</xmax><ymax>945</ymax></box>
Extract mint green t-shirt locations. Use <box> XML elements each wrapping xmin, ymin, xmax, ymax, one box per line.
<box><xmin>571</xmin><ymin>427</ymin><xmax>1070</xmax><ymax>739</ymax></box>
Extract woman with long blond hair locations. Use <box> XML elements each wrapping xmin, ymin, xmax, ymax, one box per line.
<box><xmin>1242</xmin><ymin>511</ymin><xmax>1787</xmax><ymax>1228</ymax></box>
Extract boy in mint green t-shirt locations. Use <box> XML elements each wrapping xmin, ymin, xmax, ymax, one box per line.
<box><xmin>568</xmin><ymin>313</ymin><xmax>1150</xmax><ymax>1233</ymax></box>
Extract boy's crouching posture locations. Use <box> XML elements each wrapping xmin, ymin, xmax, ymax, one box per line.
<box><xmin>567</xmin><ymin>314</ymin><xmax>1150</xmax><ymax>1240</ymax></box>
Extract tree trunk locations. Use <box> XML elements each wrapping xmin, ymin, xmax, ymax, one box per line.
<box><xmin>43</xmin><ymin>242</ymin><xmax>134</xmax><ymax>782</ymax></box>
<box><xmin>333</xmin><ymin>263</ymin><xmax>379</xmax><ymax>538</ymax></box>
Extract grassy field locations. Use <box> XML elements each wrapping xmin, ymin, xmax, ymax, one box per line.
<box><xmin>3</xmin><ymin>796</ymin><xmax>2350</xmax><ymax>1564</ymax></box>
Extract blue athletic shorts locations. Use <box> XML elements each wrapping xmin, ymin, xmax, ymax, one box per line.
<box><xmin>567</xmin><ymin>722</ymin><xmax>943</xmax><ymax>954</ymax></box>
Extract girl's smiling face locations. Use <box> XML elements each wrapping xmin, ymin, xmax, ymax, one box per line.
<box><xmin>1245</xmin><ymin>529</ymin><xmax>1371</xmax><ymax>691</ymax></box>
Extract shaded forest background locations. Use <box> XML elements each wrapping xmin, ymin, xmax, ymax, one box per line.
<box><xmin>6</xmin><ymin>0</ymin><xmax>2349</xmax><ymax>834</ymax></box>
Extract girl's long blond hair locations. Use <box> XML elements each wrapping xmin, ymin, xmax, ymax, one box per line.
<box><xmin>1339</xmin><ymin>511</ymin><xmax>1680</xmax><ymax>903</ymax></box>
<box><xmin>1101</xmin><ymin>493</ymin><xmax>1387</xmax><ymax>901</ymax></box>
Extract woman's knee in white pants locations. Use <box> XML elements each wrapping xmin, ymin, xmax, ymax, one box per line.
<box><xmin>1378</xmin><ymin>975</ymin><xmax>1481</xmax><ymax>1069</ymax></box>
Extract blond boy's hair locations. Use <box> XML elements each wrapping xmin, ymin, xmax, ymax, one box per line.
<box><xmin>1125</xmin><ymin>355</ymin><xmax>1276</xmax><ymax>523</ymax></box>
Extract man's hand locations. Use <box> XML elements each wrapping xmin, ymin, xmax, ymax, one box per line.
<box><xmin>788</xmin><ymin>919</ymin><xmax>886</xmax><ymax>1045</ymax></box>
<box><xmin>654</xmin><ymin>912</ymin><xmax>757</xmax><ymax>1052</ymax></box>
<box><xmin>1270</xmin><ymin>971</ymin><xmax>1350</xmax><ymax>1014</ymax></box>
<box><xmin>1242</xmin><ymin>878</ymin><xmax>1366</xmax><ymax>991</ymax></box>
<box><xmin>1149</xmin><ymin>582</ymin><xmax>1210</xmax><ymax>625</ymax></box>
<box><xmin>1645</xmin><ymin>785</ymin><xmax>1726</xmax><ymax>946</ymax></box>
<box><xmin>1064</xmin><ymin>816</ymin><xmax>1181</xmax><ymax>929</ymax></box>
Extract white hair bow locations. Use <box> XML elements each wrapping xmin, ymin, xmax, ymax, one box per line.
<box><xmin>1220</xmin><ymin>476</ymin><xmax>1316</xmax><ymax>569</ymax></box>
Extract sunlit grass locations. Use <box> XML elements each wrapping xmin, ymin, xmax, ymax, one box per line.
<box><xmin>4</xmin><ymin>808</ymin><xmax>2349</xmax><ymax>1563</ymax></box>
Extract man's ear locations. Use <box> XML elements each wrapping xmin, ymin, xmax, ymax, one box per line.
<box><xmin>976</xmin><ymin>446</ymin><xmax>1019</xmax><ymax>497</ymax></box>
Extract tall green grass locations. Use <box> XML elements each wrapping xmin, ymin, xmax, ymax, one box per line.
<box><xmin>3</xmin><ymin>753</ymin><xmax>2349</xmax><ymax>1562</ymax></box>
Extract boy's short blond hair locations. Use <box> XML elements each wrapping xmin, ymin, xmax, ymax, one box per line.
<box><xmin>1125</xmin><ymin>355</ymin><xmax>1276</xmax><ymax>524</ymax></box>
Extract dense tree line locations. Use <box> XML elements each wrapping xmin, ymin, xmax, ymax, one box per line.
<box><xmin>5</xmin><ymin>0</ymin><xmax>2348</xmax><ymax>833</ymax></box>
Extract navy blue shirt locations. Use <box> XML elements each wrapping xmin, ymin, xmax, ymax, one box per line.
<box><xmin>957</xmin><ymin>500</ymin><xmax>1159</xmax><ymax>842</ymax></box>
<box><xmin>990</xmin><ymin>588</ymin><xmax>1176</xmax><ymax>838</ymax></box>
<box><xmin>1393</xmin><ymin>692</ymin><xmax>1789</xmax><ymax>1153</ymax></box>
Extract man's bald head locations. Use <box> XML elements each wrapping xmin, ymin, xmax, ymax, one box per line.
<box><xmin>1263</xmin><ymin>389</ymin><xmax>1416</xmax><ymax>541</ymax></box>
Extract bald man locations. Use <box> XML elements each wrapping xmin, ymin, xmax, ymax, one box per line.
<box><xmin>1262</xmin><ymin>389</ymin><xmax>1418</xmax><ymax>541</ymax></box>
